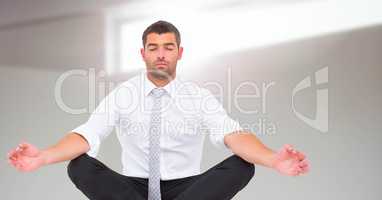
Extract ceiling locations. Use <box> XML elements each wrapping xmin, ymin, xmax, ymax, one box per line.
<box><xmin>0</xmin><ymin>0</ymin><xmax>130</xmax><ymax>28</ymax></box>
<box><xmin>0</xmin><ymin>0</ymin><xmax>313</xmax><ymax>29</ymax></box>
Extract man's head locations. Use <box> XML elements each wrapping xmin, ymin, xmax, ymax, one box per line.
<box><xmin>140</xmin><ymin>20</ymin><xmax>183</xmax><ymax>81</ymax></box>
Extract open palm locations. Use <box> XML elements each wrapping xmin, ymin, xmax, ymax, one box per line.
<box><xmin>7</xmin><ymin>142</ymin><xmax>45</xmax><ymax>172</ymax></box>
<box><xmin>272</xmin><ymin>144</ymin><xmax>310</xmax><ymax>176</ymax></box>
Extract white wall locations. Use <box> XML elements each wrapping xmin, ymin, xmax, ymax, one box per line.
<box><xmin>1</xmin><ymin>10</ymin><xmax>381</xmax><ymax>200</ymax></box>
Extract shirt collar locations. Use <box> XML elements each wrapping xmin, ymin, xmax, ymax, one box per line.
<box><xmin>143</xmin><ymin>72</ymin><xmax>179</xmax><ymax>98</ymax></box>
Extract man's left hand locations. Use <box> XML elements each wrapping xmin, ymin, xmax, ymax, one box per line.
<box><xmin>271</xmin><ymin>144</ymin><xmax>310</xmax><ymax>176</ymax></box>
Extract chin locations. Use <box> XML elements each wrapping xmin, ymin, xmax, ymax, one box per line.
<box><xmin>150</xmin><ymin>70</ymin><xmax>172</xmax><ymax>80</ymax></box>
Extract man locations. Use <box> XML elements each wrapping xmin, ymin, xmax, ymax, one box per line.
<box><xmin>7</xmin><ymin>21</ymin><xmax>310</xmax><ymax>200</ymax></box>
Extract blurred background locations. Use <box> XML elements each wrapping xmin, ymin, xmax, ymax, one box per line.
<box><xmin>1</xmin><ymin>0</ymin><xmax>381</xmax><ymax>199</ymax></box>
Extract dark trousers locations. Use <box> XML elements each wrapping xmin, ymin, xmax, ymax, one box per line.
<box><xmin>67</xmin><ymin>153</ymin><xmax>255</xmax><ymax>200</ymax></box>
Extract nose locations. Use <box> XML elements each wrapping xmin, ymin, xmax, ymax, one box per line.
<box><xmin>157</xmin><ymin>48</ymin><xmax>165</xmax><ymax>60</ymax></box>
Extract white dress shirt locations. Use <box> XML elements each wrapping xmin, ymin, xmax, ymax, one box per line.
<box><xmin>72</xmin><ymin>72</ymin><xmax>243</xmax><ymax>180</ymax></box>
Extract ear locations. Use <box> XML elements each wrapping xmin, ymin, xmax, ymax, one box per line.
<box><xmin>177</xmin><ymin>46</ymin><xmax>184</xmax><ymax>60</ymax></box>
<box><xmin>140</xmin><ymin>48</ymin><xmax>145</xmax><ymax>60</ymax></box>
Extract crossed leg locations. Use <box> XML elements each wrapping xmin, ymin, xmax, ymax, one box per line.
<box><xmin>67</xmin><ymin>154</ymin><xmax>146</xmax><ymax>200</ymax></box>
<box><xmin>174</xmin><ymin>155</ymin><xmax>255</xmax><ymax>200</ymax></box>
<box><xmin>67</xmin><ymin>154</ymin><xmax>255</xmax><ymax>200</ymax></box>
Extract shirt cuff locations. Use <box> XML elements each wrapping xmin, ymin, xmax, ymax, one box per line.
<box><xmin>72</xmin><ymin>124</ymin><xmax>100</xmax><ymax>158</ymax></box>
<box><xmin>208</xmin><ymin>118</ymin><xmax>243</xmax><ymax>150</ymax></box>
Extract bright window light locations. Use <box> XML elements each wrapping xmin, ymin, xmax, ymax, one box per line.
<box><xmin>105</xmin><ymin>0</ymin><xmax>382</xmax><ymax>75</ymax></box>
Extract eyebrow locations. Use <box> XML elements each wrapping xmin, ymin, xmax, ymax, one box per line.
<box><xmin>146</xmin><ymin>43</ymin><xmax>176</xmax><ymax>48</ymax></box>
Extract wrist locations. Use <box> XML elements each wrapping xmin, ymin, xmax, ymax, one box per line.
<box><xmin>268</xmin><ymin>152</ymin><xmax>278</xmax><ymax>169</ymax></box>
<box><xmin>39</xmin><ymin>149</ymin><xmax>51</xmax><ymax>166</ymax></box>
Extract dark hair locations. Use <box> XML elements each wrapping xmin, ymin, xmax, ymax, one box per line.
<box><xmin>142</xmin><ymin>20</ymin><xmax>181</xmax><ymax>48</ymax></box>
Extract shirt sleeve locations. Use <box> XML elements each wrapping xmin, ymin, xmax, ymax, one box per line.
<box><xmin>71</xmin><ymin>88</ymin><xmax>119</xmax><ymax>157</ymax></box>
<box><xmin>200</xmin><ymin>89</ymin><xmax>243</xmax><ymax>151</ymax></box>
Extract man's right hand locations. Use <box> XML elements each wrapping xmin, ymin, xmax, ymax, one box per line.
<box><xmin>7</xmin><ymin>142</ymin><xmax>46</xmax><ymax>172</ymax></box>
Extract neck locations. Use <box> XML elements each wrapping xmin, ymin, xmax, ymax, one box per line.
<box><xmin>147</xmin><ymin>72</ymin><xmax>176</xmax><ymax>87</ymax></box>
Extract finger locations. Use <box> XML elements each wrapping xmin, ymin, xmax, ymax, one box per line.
<box><xmin>296</xmin><ymin>151</ymin><xmax>306</xmax><ymax>161</ymax></box>
<box><xmin>17</xmin><ymin>144</ymin><xmax>27</xmax><ymax>152</ymax></box>
<box><xmin>288</xmin><ymin>150</ymin><xmax>305</xmax><ymax>162</ymax></box>
<box><xmin>291</xmin><ymin>163</ymin><xmax>305</xmax><ymax>175</ymax></box>
<box><xmin>297</xmin><ymin>165</ymin><xmax>309</xmax><ymax>176</ymax></box>
<box><xmin>284</xmin><ymin>144</ymin><xmax>294</xmax><ymax>152</ymax></box>
<box><xmin>9</xmin><ymin>149</ymin><xmax>19</xmax><ymax>160</ymax></box>
<box><xmin>18</xmin><ymin>144</ymin><xmax>26</xmax><ymax>151</ymax></box>
<box><xmin>299</xmin><ymin>159</ymin><xmax>309</xmax><ymax>167</ymax></box>
<box><xmin>19</xmin><ymin>142</ymin><xmax>31</xmax><ymax>149</ymax></box>
<box><xmin>19</xmin><ymin>141</ymin><xmax>28</xmax><ymax>146</ymax></box>
<box><xmin>286</xmin><ymin>145</ymin><xmax>299</xmax><ymax>157</ymax></box>
<box><xmin>290</xmin><ymin>168</ymin><xmax>299</xmax><ymax>176</ymax></box>
<box><xmin>287</xmin><ymin>164</ymin><xmax>299</xmax><ymax>176</ymax></box>
<box><xmin>298</xmin><ymin>166</ymin><xmax>306</xmax><ymax>173</ymax></box>
<box><xmin>301</xmin><ymin>161</ymin><xmax>310</xmax><ymax>171</ymax></box>
<box><xmin>18</xmin><ymin>144</ymin><xmax>29</xmax><ymax>155</ymax></box>
<box><xmin>9</xmin><ymin>158</ymin><xmax>21</xmax><ymax>168</ymax></box>
<box><xmin>290</xmin><ymin>149</ymin><xmax>299</xmax><ymax>156</ymax></box>
<box><xmin>294</xmin><ymin>169</ymin><xmax>301</xmax><ymax>176</ymax></box>
<box><xmin>298</xmin><ymin>165</ymin><xmax>310</xmax><ymax>174</ymax></box>
<box><xmin>302</xmin><ymin>165</ymin><xmax>310</xmax><ymax>173</ymax></box>
<box><xmin>279</xmin><ymin>144</ymin><xmax>293</xmax><ymax>158</ymax></box>
<box><xmin>11</xmin><ymin>148</ymin><xmax>21</xmax><ymax>158</ymax></box>
<box><xmin>299</xmin><ymin>163</ymin><xmax>308</xmax><ymax>170</ymax></box>
<box><xmin>15</xmin><ymin>147</ymin><xmax>24</xmax><ymax>156</ymax></box>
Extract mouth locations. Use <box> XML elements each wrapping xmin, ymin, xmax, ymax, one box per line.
<box><xmin>155</xmin><ymin>62</ymin><xmax>168</xmax><ymax>68</ymax></box>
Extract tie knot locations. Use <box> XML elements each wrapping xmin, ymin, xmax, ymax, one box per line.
<box><xmin>151</xmin><ymin>88</ymin><xmax>166</xmax><ymax>98</ymax></box>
